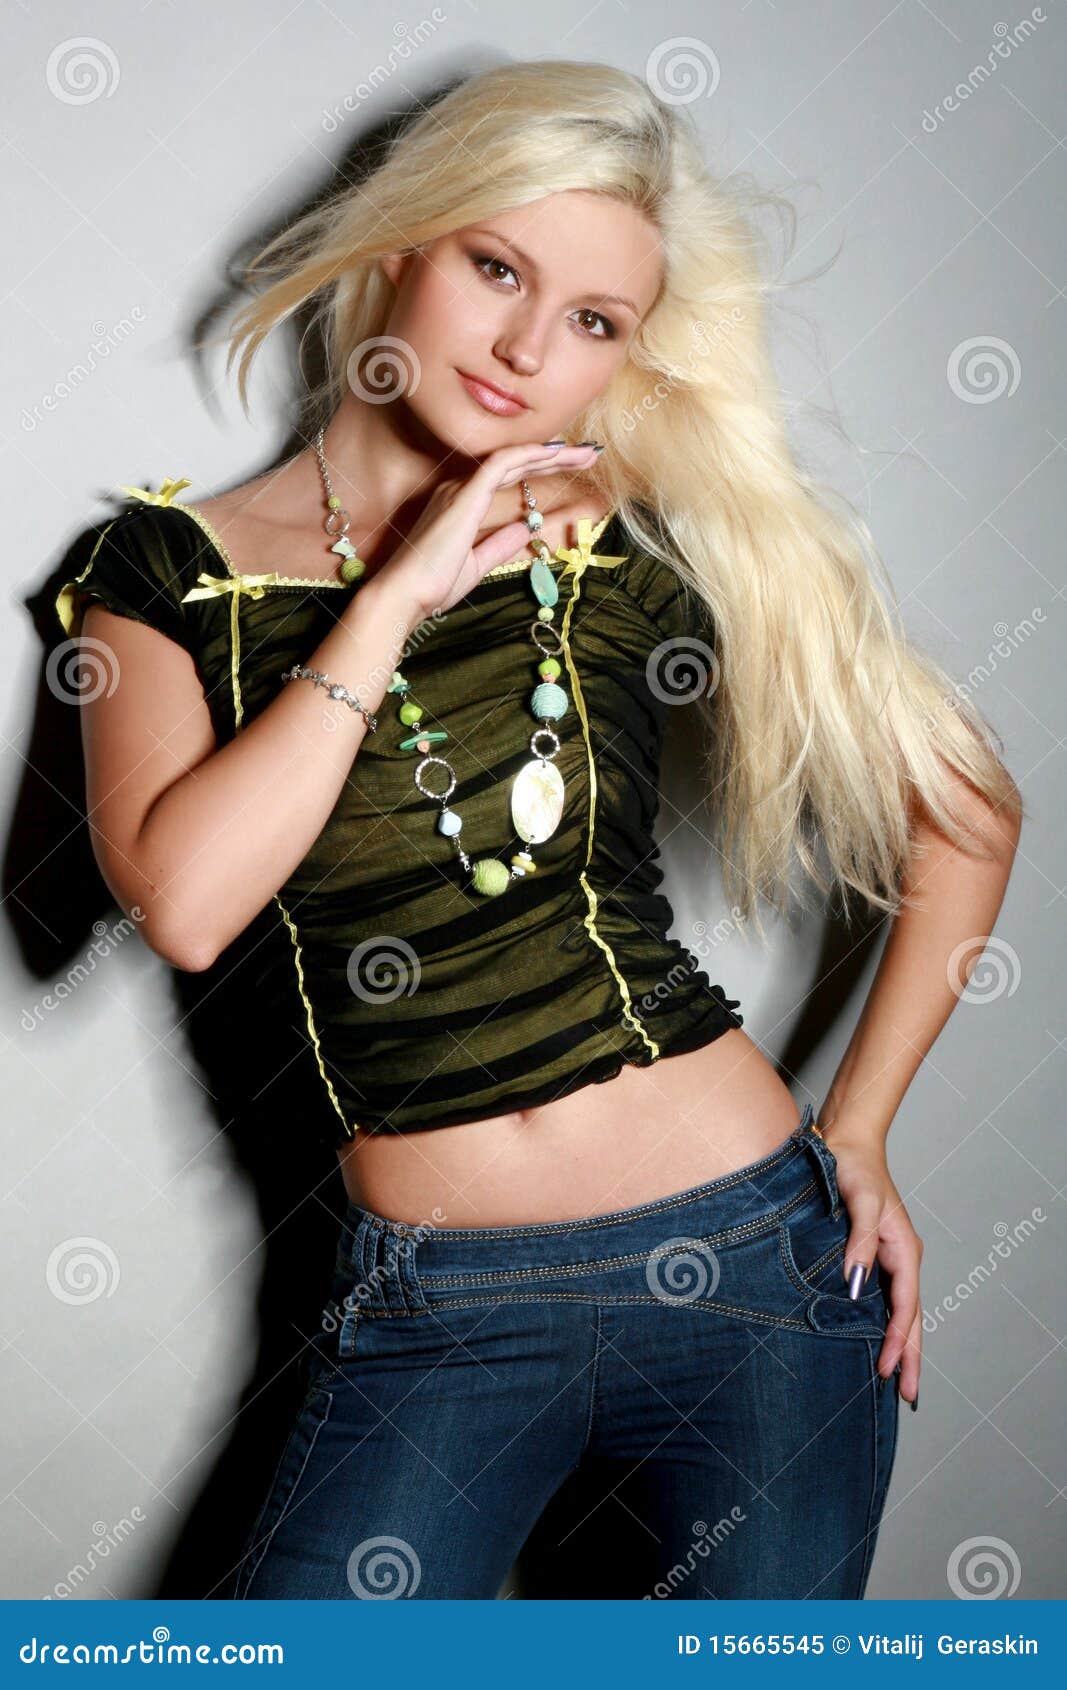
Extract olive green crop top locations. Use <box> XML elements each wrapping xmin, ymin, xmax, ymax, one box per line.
<box><xmin>55</xmin><ymin>481</ymin><xmax>743</xmax><ymax>1147</ymax></box>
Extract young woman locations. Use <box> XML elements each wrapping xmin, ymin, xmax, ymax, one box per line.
<box><xmin>57</xmin><ymin>61</ymin><xmax>1021</xmax><ymax>1599</ymax></box>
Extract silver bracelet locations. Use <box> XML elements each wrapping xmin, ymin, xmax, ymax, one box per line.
<box><xmin>280</xmin><ymin>663</ymin><xmax>378</xmax><ymax>732</ymax></box>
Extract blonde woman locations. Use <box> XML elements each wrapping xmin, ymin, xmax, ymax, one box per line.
<box><xmin>57</xmin><ymin>61</ymin><xmax>1021</xmax><ymax>1600</ymax></box>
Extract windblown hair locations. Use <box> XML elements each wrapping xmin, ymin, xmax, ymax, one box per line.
<box><xmin>226</xmin><ymin>58</ymin><xmax>1020</xmax><ymax>924</ymax></box>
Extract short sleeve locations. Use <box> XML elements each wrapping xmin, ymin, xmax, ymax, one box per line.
<box><xmin>617</xmin><ymin>538</ymin><xmax>716</xmax><ymax>647</ymax></box>
<box><xmin>55</xmin><ymin>502</ymin><xmax>193</xmax><ymax>648</ymax></box>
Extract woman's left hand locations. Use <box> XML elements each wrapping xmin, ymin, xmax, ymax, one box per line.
<box><xmin>823</xmin><ymin>1126</ymin><xmax>923</xmax><ymax>1405</ymax></box>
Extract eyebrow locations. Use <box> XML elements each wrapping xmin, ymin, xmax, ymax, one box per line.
<box><xmin>464</xmin><ymin>225</ymin><xmax>642</xmax><ymax>317</ymax></box>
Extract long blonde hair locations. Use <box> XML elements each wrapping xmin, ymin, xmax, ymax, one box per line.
<box><xmin>225</xmin><ymin>58</ymin><xmax>1021</xmax><ymax>924</ymax></box>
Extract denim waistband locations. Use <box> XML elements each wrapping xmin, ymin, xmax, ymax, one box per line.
<box><xmin>337</xmin><ymin>1101</ymin><xmax>840</xmax><ymax>1281</ymax></box>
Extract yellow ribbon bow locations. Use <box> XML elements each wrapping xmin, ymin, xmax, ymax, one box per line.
<box><xmin>119</xmin><ymin>477</ymin><xmax>192</xmax><ymax>508</ymax></box>
<box><xmin>552</xmin><ymin>515</ymin><xmax>626</xmax><ymax>574</ymax></box>
<box><xmin>180</xmin><ymin>571</ymin><xmax>285</xmax><ymax>604</ymax></box>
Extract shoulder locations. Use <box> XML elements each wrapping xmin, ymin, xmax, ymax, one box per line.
<box><xmin>611</xmin><ymin>508</ymin><xmax>707</xmax><ymax>642</ymax></box>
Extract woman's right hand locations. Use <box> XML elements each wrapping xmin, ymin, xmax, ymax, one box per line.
<box><xmin>367</xmin><ymin>441</ymin><xmax>601</xmax><ymax>620</ymax></box>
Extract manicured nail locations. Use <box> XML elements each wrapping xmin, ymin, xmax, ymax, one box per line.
<box><xmin>542</xmin><ymin>439</ymin><xmax>566</xmax><ymax>447</ymax></box>
<box><xmin>847</xmin><ymin>1262</ymin><xmax>866</xmax><ymax>1300</ymax></box>
<box><xmin>576</xmin><ymin>440</ymin><xmax>604</xmax><ymax>450</ymax></box>
<box><xmin>909</xmin><ymin>1393</ymin><xmax>919</xmax><ymax>1412</ymax></box>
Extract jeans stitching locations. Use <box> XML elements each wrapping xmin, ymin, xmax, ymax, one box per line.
<box><xmin>857</xmin><ymin>1338</ymin><xmax>884</xmax><ymax>1596</ymax></box>
<box><xmin>418</xmin><ymin>1181</ymin><xmax>822</xmax><ymax>1290</ymax></box>
<box><xmin>235</xmin><ymin>1387</ymin><xmax>333</xmax><ymax>1597</ymax></box>
<box><xmin>393</xmin><ymin>1289</ymin><xmax>811</xmax><ymax>1332</ymax></box>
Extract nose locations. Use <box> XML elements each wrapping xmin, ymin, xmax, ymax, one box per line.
<box><xmin>493</xmin><ymin>315</ymin><xmax>546</xmax><ymax>378</ymax></box>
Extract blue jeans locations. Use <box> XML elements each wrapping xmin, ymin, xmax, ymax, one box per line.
<box><xmin>232</xmin><ymin>1104</ymin><xmax>899</xmax><ymax>1599</ymax></box>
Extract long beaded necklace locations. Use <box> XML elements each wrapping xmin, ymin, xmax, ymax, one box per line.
<box><xmin>311</xmin><ymin>431</ymin><xmax>569</xmax><ymax>898</ymax></box>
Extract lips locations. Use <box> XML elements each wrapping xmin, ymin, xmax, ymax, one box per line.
<box><xmin>456</xmin><ymin>369</ymin><xmax>529</xmax><ymax>416</ymax></box>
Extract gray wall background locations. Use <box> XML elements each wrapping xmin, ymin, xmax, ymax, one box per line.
<box><xmin>4</xmin><ymin>0</ymin><xmax>1063</xmax><ymax>1600</ymax></box>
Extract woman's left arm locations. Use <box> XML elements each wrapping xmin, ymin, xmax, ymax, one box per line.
<box><xmin>819</xmin><ymin>763</ymin><xmax>1023</xmax><ymax>1405</ymax></box>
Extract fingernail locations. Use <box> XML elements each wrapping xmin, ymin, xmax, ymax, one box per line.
<box><xmin>576</xmin><ymin>440</ymin><xmax>604</xmax><ymax>450</ymax></box>
<box><xmin>542</xmin><ymin>439</ymin><xmax>566</xmax><ymax>447</ymax></box>
<box><xmin>847</xmin><ymin>1262</ymin><xmax>866</xmax><ymax>1300</ymax></box>
<box><xmin>909</xmin><ymin>1393</ymin><xmax>919</xmax><ymax>1412</ymax></box>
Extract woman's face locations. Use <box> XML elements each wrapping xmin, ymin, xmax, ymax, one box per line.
<box><xmin>375</xmin><ymin>189</ymin><xmax>664</xmax><ymax>453</ymax></box>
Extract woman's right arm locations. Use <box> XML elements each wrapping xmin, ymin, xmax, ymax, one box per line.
<box><xmin>81</xmin><ymin>574</ymin><xmax>418</xmax><ymax>971</ymax></box>
<box><xmin>77</xmin><ymin>441</ymin><xmax>597</xmax><ymax>970</ymax></box>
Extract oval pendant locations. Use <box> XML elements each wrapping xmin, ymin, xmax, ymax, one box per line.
<box><xmin>510</xmin><ymin>757</ymin><xmax>565</xmax><ymax>845</ymax></box>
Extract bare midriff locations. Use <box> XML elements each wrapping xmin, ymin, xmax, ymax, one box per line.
<box><xmin>334</xmin><ymin>1029</ymin><xmax>803</xmax><ymax>1227</ymax></box>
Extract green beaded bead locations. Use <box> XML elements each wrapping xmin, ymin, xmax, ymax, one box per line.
<box><xmin>398</xmin><ymin>700</ymin><xmax>423</xmax><ymax>726</ymax></box>
<box><xmin>327</xmin><ymin>494</ymin><xmax>342</xmax><ymax>509</ymax></box>
<box><xmin>538</xmin><ymin>657</ymin><xmax>561</xmax><ymax>679</ymax></box>
<box><xmin>340</xmin><ymin>555</ymin><xmax>366</xmax><ymax>583</ymax></box>
<box><xmin>471</xmin><ymin>858</ymin><xmax>511</xmax><ymax>896</ymax></box>
<box><xmin>537</xmin><ymin>606</ymin><xmax>554</xmax><ymax>622</ymax></box>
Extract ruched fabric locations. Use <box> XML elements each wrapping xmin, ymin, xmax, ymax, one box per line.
<box><xmin>56</xmin><ymin>485</ymin><xmax>743</xmax><ymax>1146</ymax></box>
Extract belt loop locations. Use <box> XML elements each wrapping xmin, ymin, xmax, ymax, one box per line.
<box><xmin>796</xmin><ymin>1102</ymin><xmax>841</xmax><ymax>1220</ymax></box>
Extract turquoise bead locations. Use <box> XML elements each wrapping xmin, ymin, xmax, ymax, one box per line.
<box><xmin>530</xmin><ymin>557</ymin><xmax>558</xmax><ymax>606</ymax></box>
<box><xmin>399</xmin><ymin>729</ymin><xmax>448</xmax><ymax>751</ymax></box>
<box><xmin>530</xmin><ymin>681</ymin><xmax>568</xmax><ymax>720</ymax></box>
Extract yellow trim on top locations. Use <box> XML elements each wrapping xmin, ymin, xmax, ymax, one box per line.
<box><xmin>558</xmin><ymin>541</ymin><xmax>660</xmax><ymax>1061</ymax></box>
<box><xmin>54</xmin><ymin>518</ymin><xmax>122</xmax><ymax>639</ymax></box>
<box><xmin>272</xmin><ymin>894</ymin><xmax>358</xmax><ymax>1143</ymax></box>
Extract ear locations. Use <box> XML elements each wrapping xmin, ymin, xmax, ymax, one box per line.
<box><xmin>378</xmin><ymin>250</ymin><xmax>407</xmax><ymax>289</ymax></box>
